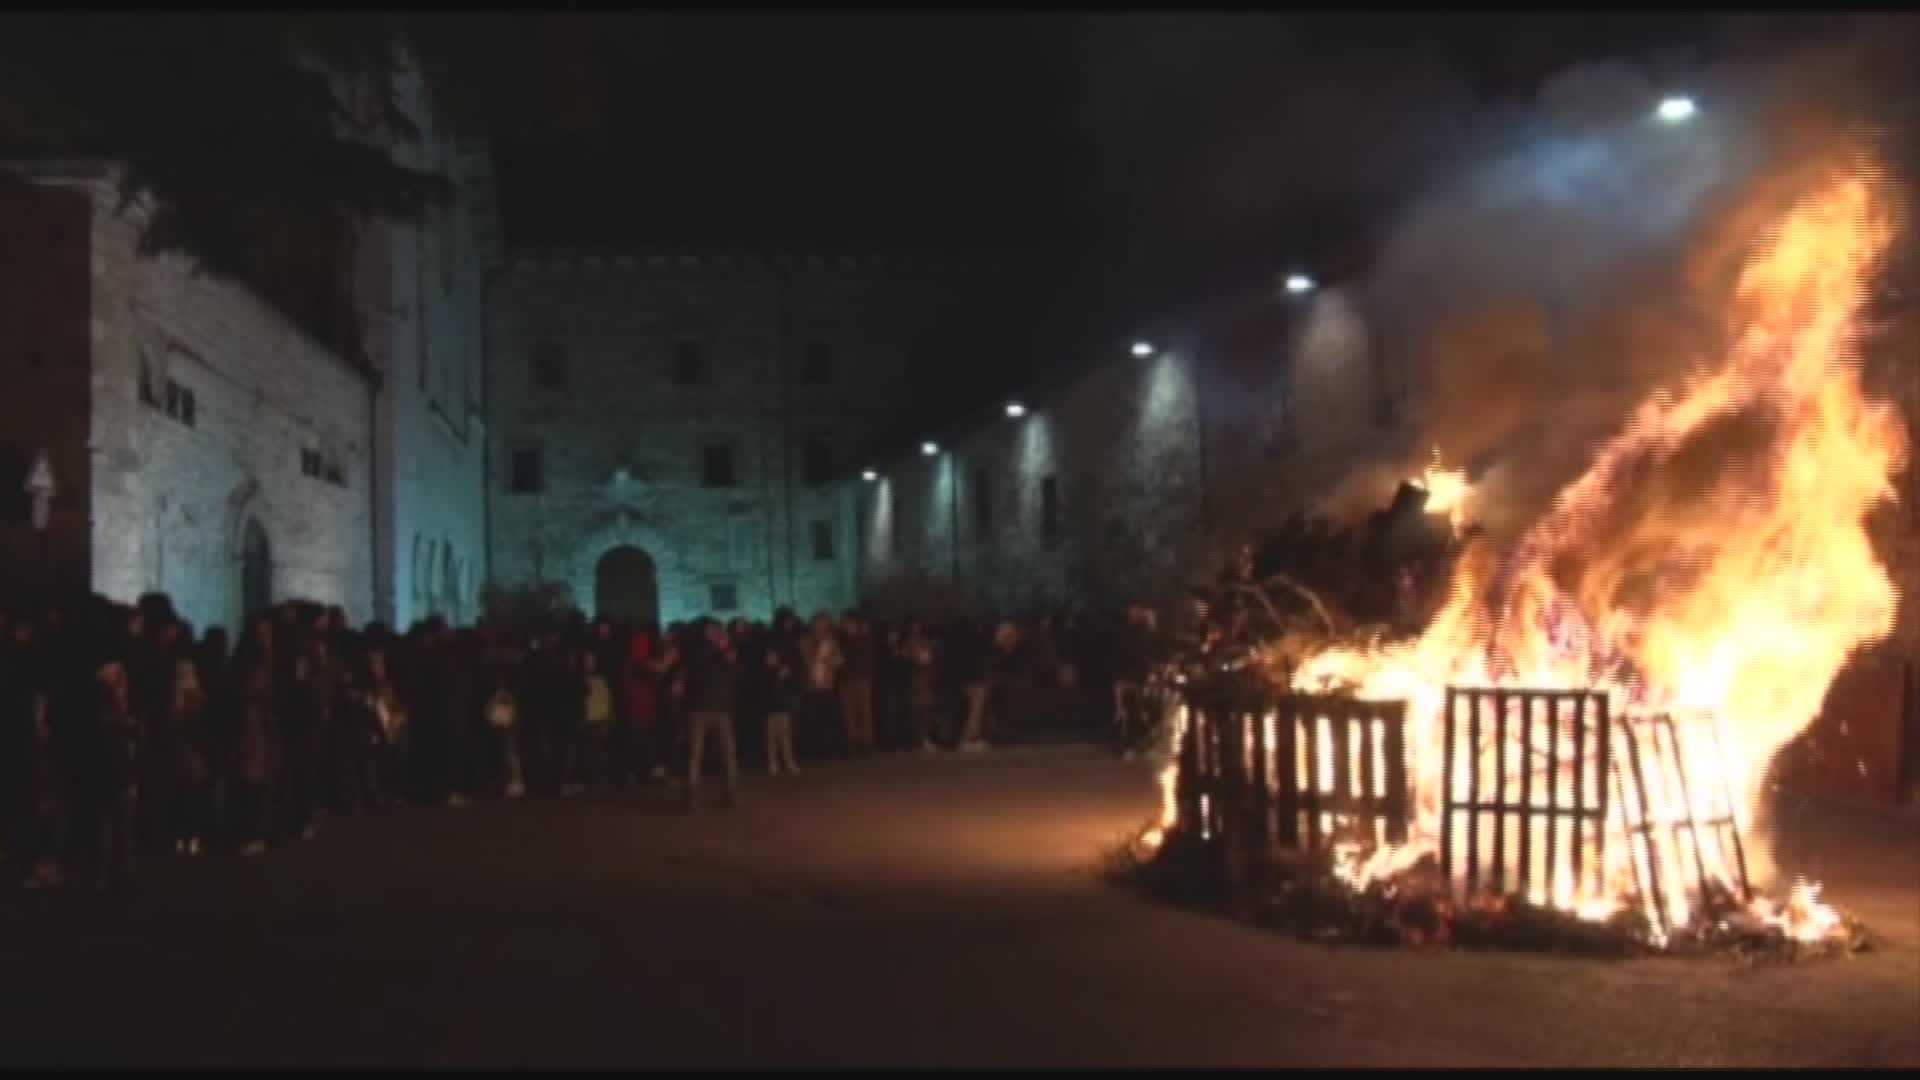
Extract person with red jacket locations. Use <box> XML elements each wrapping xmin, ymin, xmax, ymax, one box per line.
<box><xmin>619</xmin><ymin>626</ymin><xmax>675</xmax><ymax>784</ymax></box>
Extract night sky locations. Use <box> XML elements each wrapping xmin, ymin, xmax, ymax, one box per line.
<box><xmin>496</xmin><ymin>14</ymin><xmax>1836</xmax><ymax>258</ymax></box>
<box><xmin>496</xmin><ymin>15</ymin><xmax>1082</xmax><ymax>255</ymax></box>
<box><xmin>492</xmin><ymin>13</ymin><xmax>1850</xmax><ymax>452</ymax></box>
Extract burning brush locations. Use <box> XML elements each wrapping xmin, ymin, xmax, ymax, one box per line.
<box><xmin>1138</xmin><ymin>160</ymin><xmax>1903</xmax><ymax>959</ymax></box>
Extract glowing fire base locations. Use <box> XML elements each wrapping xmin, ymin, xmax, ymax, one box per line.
<box><xmin>1137</xmin><ymin>687</ymin><xmax>1868</xmax><ymax>957</ymax></box>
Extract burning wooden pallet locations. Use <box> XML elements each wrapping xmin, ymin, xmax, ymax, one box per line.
<box><xmin>1438</xmin><ymin>688</ymin><xmax>1754</xmax><ymax>937</ymax></box>
<box><xmin>1175</xmin><ymin>685</ymin><xmax>1411</xmax><ymax>856</ymax></box>
<box><xmin>1613</xmin><ymin>712</ymin><xmax>1753</xmax><ymax>938</ymax></box>
<box><xmin>1440</xmin><ymin>687</ymin><xmax>1613</xmax><ymax>906</ymax></box>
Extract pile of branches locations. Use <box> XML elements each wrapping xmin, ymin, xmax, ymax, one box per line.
<box><xmin>1170</xmin><ymin>489</ymin><xmax>1463</xmax><ymax>680</ymax></box>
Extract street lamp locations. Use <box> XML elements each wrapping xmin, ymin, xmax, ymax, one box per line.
<box><xmin>1284</xmin><ymin>272</ymin><xmax>1316</xmax><ymax>296</ymax></box>
<box><xmin>1656</xmin><ymin>95</ymin><xmax>1697</xmax><ymax>124</ymax></box>
<box><xmin>1130</xmin><ymin>340</ymin><xmax>1155</xmax><ymax>358</ymax></box>
<box><xmin>861</xmin><ymin>468</ymin><xmax>878</xmax><ymax>483</ymax></box>
<box><xmin>1004</xmin><ymin>401</ymin><xmax>1027</xmax><ymax>419</ymax></box>
<box><xmin>920</xmin><ymin>441</ymin><xmax>939</xmax><ymax>457</ymax></box>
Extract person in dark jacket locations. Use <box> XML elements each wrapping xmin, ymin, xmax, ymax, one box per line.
<box><xmin>762</xmin><ymin>615</ymin><xmax>803</xmax><ymax>776</ymax></box>
<box><xmin>165</xmin><ymin>654</ymin><xmax>212</xmax><ymax>856</ymax></box>
<box><xmin>91</xmin><ymin>646</ymin><xmax>141</xmax><ymax>894</ymax></box>
<box><xmin>682</xmin><ymin>619</ymin><xmax>739</xmax><ymax>810</ymax></box>
<box><xmin>3</xmin><ymin>612</ymin><xmax>62</xmax><ymax>887</ymax></box>
<box><xmin>553</xmin><ymin>639</ymin><xmax>589</xmax><ymax>797</ymax></box>
<box><xmin>839</xmin><ymin>612</ymin><xmax>879</xmax><ymax>756</ymax></box>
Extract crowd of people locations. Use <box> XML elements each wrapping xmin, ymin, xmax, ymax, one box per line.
<box><xmin>0</xmin><ymin>592</ymin><xmax>1176</xmax><ymax>895</ymax></box>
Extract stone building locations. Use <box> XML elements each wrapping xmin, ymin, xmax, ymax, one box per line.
<box><xmin>853</xmin><ymin>277</ymin><xmax>1380</xmax><ymax>616</ymax></box>
<box><xmin>0</xmin><ymin>66</ymin><xmax>499</xmax><ymax>633</ymax></box>
<box><xmin>485</xmin><ymin>250</ymin><xmax>971</xmax><ymax>624</ymax></box>
<box><xmin>348</xmin><ymin>62</ymin><xmax>501</xmax><ymax>629</ymax></box>
<box><xmin>0</xmin><ymin>164</ymin><xmax>377</xmax><ymax>631</ymax></box>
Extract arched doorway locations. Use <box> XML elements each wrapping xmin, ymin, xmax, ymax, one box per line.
<box><xmin>241</xmin><ymin>517</ymin><xmax>272</xmax><ymax>620</ymax></box>
<box><xmin>595</xmin><ymin>546</ymin><xmax>658</xmax><ymax>624</ymax></box>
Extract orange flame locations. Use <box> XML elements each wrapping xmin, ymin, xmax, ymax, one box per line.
<box><xmin>1292</xmin><ymin>162</ymin><xmax>1908</xmax><ymax>943</ymax></box>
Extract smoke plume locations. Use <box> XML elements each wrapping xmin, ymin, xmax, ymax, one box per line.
<box><xmin>1343</xmin><ymin>37</ymin><xmax>1898</xmax><ymax>536</ymax></box>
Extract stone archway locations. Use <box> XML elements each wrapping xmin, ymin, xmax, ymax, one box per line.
<box><xmin>570</xmin><ymin>513</ymin><xmax>680</xmax><ymax>624</ymax></box>
<box><xmin>594</xmin><ymin>546</ymin><xmax>658</xmax><ymax>623</ymax></box>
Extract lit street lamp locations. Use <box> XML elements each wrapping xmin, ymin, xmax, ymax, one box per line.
<box><xmin>1004</xmin><ymin>401</ymin><xmax>1027</xmax><ymax>419</ymax></box>
<box><xmin>861</xmin><ymin>468</ymin><xmax>879</xmax><ymax>483</ymax></box>
<box><xmin>1657</xmin><ymin>95</ymin><xmax>1697</xmax><ymax>124</ymax></box>
<box><xmin>1130</xmin><ymin>341</ymin><xmax>1155</xmax><ymax>358</ymax></box>
<box><xmin>920</xmin><ymin>441</ymin><xmax>939</xmax><ymax>457</ymax></box>
<box><xmin>1284</xmin><ymin>272</ymin><xmax>1316</xmax><ymax>296</ymax></box>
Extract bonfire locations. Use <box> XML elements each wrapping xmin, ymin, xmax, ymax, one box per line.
<box><xmin>1142</xmin><ymin>157</ymin><xmax>1906</xmax><ymax>957</ymax></box>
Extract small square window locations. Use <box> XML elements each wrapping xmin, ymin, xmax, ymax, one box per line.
<box><xmin>510</xmin><ymin>447</ymin><xmax>544</xmax><ymax>494</ymax></box>
<box><xmin>802</xmin><ymin>340</ymin><xmax>832</xmax><ymax>386</ymax></box>
<box><xmin>702</xmin><ymin>443</ymin><xmax>736</xmax><ymax>488</ymax></box>
<box><xmin>810</xmin><ymin>520</ymin><xmax>835</xmax><ymax>561</ymax></box>
<box><xmin>674</xmin><ymin>337</ymin><xmax>706</xmax><ymax>385</ymax></box>
<box><xmin>533</xmin><ymin>342</ymin><xmax>567</xmax><ymax>389</ymax></box>
<box><xmin>709</xmin><ymin>582</ymin><xmax>738</xmax><ymax>612</ymax></box>
<box><xmin>164</xmin><ymin>381</ymin><xmax>197</xmax><ymax>428</ymax></box>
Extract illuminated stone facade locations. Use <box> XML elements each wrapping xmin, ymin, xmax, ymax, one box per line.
<box><xmin>486</xmin><ymin>251</ymin><xmax>965</xmax><ymax>624</ymax></box>
<box><xmin>855</xmin><ymin>284</ymin><xmax>1382</xmax><ymax>616</ymax></box>
<box><xmin>0</xmin><ymin>166</ymin><xmax>376</xmax><ymax>632</ymax></box>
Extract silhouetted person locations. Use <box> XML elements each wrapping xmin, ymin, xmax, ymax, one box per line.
<box><xmin>683</xmin><ymin>619</ymin><xmax>740</xmax><ymax>811</ymax></box>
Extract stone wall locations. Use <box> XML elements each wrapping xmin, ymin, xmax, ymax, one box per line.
<box><xmin>354</xmin><ymin>64</ymin><xmax>493</xmax><ymax>629</ymax></box>
<box><xmin>487</xmin><ymin>253</ymin><xmax>938</xmax><ymax>624</ymax></box>
<box><xmin>0</xmin><ymin>177</ymin><xmax>94</xmax><ymax>600</ymax></box>
<box><xmin>80</xmin><ymin>176</ymin><xmax>376</xmax><ymax>633</ymax></box>
<box><xmin>856</xmin><ymin>285</ymin><xmax>1382</xmax><ymax>616</ymax></box>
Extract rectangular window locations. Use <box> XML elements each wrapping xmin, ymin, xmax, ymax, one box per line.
<box><xmin>802</xmin><ymin>437</ymin><xmax>832</xmax><ymax>488</ymax></box>
<box><xmin>163</xmin><ymin>380</ymin><xmax>196</xmax><ymax>428</ymax></box>
<box><xmin>709</xmin><ymin>581</ymin><xmax>738</xmax><ymax>612</ymax></box>
<box><xmin>674</xmin><ymin>337</ymin><xmax>706</xmax><ymax>385</ymax></box>
<box><xmin>509</xmin><ymin>447</ymin><xmax>544</xmax><ymax>494</ymax></box>
<box><xmin>1265</xmin><ymin>382</ymin><xmax>1299</xmax><ymax>460</ymax></box>
<box><xmin>802</xmin><ymin>340</ymin><xmax>833</xmax><ymax>386</ymax></box>
<box><xmin>533</xmin><ymin>341</ymin><xmax>567</xmax><ymax>389</ymax></box>
<box><xmin>810</xmin><ymin>520</ymin><xmax>835</xmax><ymax>561</ymax></box>
<box><xmin>1041</xmin><ymin>475</ymin><xmax>1060</xmax><ymax>547</ymax></box>
<box><xmin>973</xmin><ymin>465</ymin><xmax>992</xmax><ymax>536</ymax></box>
<box><xmin>702</xmin><ymin>443</ymin><xmax>736</xmax><ymax>488</ymax></box>
<box><xmin>138</xmin><ymin>355</ymin><xmax>159</xmax><ymax>408</ymax></box>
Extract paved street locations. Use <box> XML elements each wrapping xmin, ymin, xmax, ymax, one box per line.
<box><xmin>1</xmin><ymin>745</ymin><xmax>1915</xmax><ymax>1067</ymax></box>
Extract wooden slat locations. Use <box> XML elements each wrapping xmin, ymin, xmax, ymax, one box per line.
<box><xmin>1466</xmin><ymin>690</ymin><xmax>1482</xmax><ymax>893</ymax></box>
<box><xmin>1593</xmin><ymin>693</ymin><xmax>1611</xmax><ymax>901</ymax></box>
<box><xmin>1570</xmin><ymin>692</ymin><xmax>1588</xmax><ymax>899</ymax></box>
<box><xmin>1385</xmin><ymin>702</ymin><xmax>1409</xmax><ymax>844</ymax></box>
<box><xmin>1493</xmin><ymin>689</ymin><xmax>1509</xmax><ymax>894</ymax></box>
<box><xmin>1441</xmin><ymin>688</ymin><xmax>1458</xmax><ymax>882</ymax></box>
<box><xmin>1517</xmin><ymin>692</ymin><xmax>1535</xmax><ymax>898</ymax></box>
